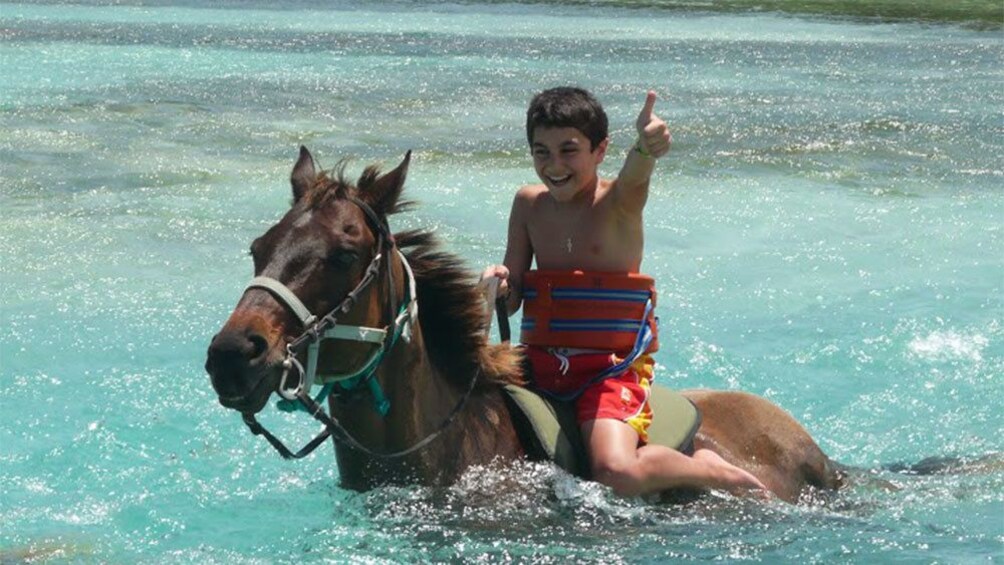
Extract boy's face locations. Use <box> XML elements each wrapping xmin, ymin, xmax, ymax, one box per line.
<box><xmin>530</xmin><ymin>126</ymin><xmax>608</xmax><ymax>202</ymax></box>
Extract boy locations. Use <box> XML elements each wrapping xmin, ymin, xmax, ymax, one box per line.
<box><xmin>481</xmin><ymin>86</ymin><xmax>766</xmax><ymax>497</ymax></box>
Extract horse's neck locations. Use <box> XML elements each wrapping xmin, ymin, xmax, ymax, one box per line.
<box><xmin>378</xmin><ymin>254</ymin><xmax>471</xmax><ymax>443</ymax></box>
<box><xmin>384</xmin><ymin>328</ymin><xmax>450</xmax><ymax>433</ymax></box>
<box><xmin>381</xmin><ymin>327</ymin><xmax>483</xmax><ymax>449</ymax></box>
<box><xmin>332</xmin><ymin>324</ymin><xmax>522</xmax><ymax>488</ymax></box>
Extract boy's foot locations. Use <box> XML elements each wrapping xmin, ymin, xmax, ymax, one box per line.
<box><xmin>693</xmin><ymin>449</ymin><xmax>770</xmax><ymax>495</ymax></box>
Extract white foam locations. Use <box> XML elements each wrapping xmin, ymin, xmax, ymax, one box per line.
<box><xmin>907</xmin><ymin>330</ymin><xmax>989</xmax><ymax>362</ymax></box>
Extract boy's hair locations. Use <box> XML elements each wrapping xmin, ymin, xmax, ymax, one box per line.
<box><xmin>526</xmin><ymin>87</ymin><xmax>608</xmax><ymax>150</ymax></box>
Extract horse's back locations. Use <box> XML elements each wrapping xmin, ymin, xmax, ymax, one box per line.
<box><xmin>682</xmin><ymin>389</ymin><xmax>845</xmax><ymax>501</ymax></box>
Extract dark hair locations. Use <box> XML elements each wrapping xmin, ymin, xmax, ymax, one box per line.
<box><xmin>525</xmin><ymin>87</ymin><xmax>608</xmax><ymax>150</ymax></box>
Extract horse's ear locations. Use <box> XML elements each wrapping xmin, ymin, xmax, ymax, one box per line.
<box><xmin>365</xmin><ymin>151</ymin><xmax>411</xmax><ymax>213</ymax></box>
<box><xmin>290</xmin><ymin>145</ymin><xmax>317</xmax><ymax>202</ymax></box>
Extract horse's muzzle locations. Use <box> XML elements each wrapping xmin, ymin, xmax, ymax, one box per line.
<box><xmin>205</xmin><ymin>329</ymin><xmax>277</xmax><ymax>413</ymax></box>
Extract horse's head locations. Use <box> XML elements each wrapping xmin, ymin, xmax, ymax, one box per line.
<box><xmin>205</xmin><ymin>146</ymin><xmax>410</xmax><ymax>414</ymax></box>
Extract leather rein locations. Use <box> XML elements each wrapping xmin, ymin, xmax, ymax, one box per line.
<box><xmin>238</xmin><ymin>195</ymin><xmax>478</xmax><ymax>460</ymax></box>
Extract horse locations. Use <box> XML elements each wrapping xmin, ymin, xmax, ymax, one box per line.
<box><xmin>205</xmin><ymin>146</ymin><xmax>845</xmax><ymax>502</ymax></box>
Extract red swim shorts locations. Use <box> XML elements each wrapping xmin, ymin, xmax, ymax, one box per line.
<box><xmin>524</xmin><ymin>346</ymin><xmax>654</xmax><ymax>443</ymax></box>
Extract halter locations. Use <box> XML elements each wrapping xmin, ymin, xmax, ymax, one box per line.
<box><xmin>248</xmin><ymin>196</ymin><xmax>412</xmax><ymax>402</ymax></box>
<box><xmin>237</xmin><ymin>195</ymin><xmax>477</xmax><ymax>460</ymax></box>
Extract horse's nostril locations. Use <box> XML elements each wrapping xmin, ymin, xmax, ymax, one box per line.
<box><xmin>205</xmin><ymin>331</ymin><xmax>264</xmax><ymax>375</ymax></box>
<box><xmin>248</xmin><ymin>333</ymin><xmax>268</xmax><ymax>360</ymax></box>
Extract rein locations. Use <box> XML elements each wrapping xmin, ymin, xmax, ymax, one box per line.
<box><xmin>242</xmin><ymin>366</ymin><xmax>480</xmax><ymax>460</ymax></box>
<box><xmin>238</xmin><ymin>195</ymin><xmax>478</xmax><ymax>460</ymax></box>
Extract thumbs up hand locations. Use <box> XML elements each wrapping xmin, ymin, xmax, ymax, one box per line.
<box><xmin>635</xmin><ymin>91</ymin><xmax>671</xmax><ymax>159</ymax></box>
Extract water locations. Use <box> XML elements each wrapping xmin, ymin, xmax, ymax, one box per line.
<box><xmin>1</xmin><ymin>1</ymin><xmax>1001</xmax><ymax>562</ymax></box>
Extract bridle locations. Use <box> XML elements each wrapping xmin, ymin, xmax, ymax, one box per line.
<box><xmin>237</xmin><ymin>194</ymin><xmax>478</xmax><ymax>460</ymax></box>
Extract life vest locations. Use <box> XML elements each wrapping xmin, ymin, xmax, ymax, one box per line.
<box><xmin>520</xmin><ymin>270</ymin><xmax>659</xmax><ymax>354</ymax></box>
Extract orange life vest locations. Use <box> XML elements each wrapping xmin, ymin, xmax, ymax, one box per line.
<box><xmin>520</xmin><ymin>270</ymin><xmax>659</xmax><ymax>354</ymax></box>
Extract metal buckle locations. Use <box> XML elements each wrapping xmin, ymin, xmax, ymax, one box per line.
<box><xmin>278</xmin><ymin>346</ymin><xmax>306</xmax><ymax>401</ymax></box>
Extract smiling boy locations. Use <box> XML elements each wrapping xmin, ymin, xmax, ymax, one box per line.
<box><xmin>481</xmin><ymin>86</ymin><xmax>766</xmax><ymax>497</ymax></box>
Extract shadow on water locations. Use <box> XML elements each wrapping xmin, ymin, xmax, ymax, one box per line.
<box><xmin>883</xmin><ymin>452</ymin><xmax>1004</xmax><ymax>476</ymax></box>
<box><xmin>0</xmin><ymin>544</ymin><xmax>94</xmax><ymax>564</ymax></box>
<box><xmin>832</xmin><ymin>451</ymin><xmax>1004</xmax><ymax>495</ymax></box>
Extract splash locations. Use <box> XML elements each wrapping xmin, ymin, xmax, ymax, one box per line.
<box><xmin>907</xmin><ymin>330</ymin><xmax>989</xmax><ymax>362</ymax></box>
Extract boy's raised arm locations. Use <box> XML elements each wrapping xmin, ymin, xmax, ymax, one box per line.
<box><xmin>615</xmin><ymin>91</ymin><xmax>671</xmax><ymax>213</ymax></box>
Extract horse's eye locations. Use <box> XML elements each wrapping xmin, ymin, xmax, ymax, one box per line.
<box><xmin>329</xmin><ymin>250</ymin><xmax>358</xmax><ymax>267</ymax></box>
<box><xmin>249</xmin><ymin>239</ymin><xmax>265</xmax><ymax>272</ymax></box>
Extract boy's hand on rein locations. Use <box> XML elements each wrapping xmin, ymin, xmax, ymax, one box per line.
<box><xmin>635</xmin><ymin>91</ymin><xmax>671</xmax><ymax>159</ymax></box>
<box><xmin>479</xmin><ymin>264</ymin><xmax>510</xmax><ymax>298</ymax></box>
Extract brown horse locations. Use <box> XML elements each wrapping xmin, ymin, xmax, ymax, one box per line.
<box><xmin>205</xmin><ymin>147</ymin><xmax>845</xmax><ymax>502</ymax></box>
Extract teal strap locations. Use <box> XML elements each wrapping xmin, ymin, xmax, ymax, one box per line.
<box><xmin>368</xmin><ymin>378</ymin><xmax>390</xmax><ymax>416</ymax></box>
<box><xmin>276</xmin><ymin>381</ymin><xmax>336</xmax><ymax>413</ymax></box>
<box><xmin>274</xmin><ymin>262</ymin><xmax>416</xmax><ymax>417</ymax></box>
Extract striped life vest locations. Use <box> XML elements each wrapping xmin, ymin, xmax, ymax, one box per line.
<box><xmin>520</xmin><ymin>270</ymin><xmax>659</xmax><ymax>354</ymax></box>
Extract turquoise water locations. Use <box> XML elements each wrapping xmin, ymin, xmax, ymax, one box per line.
<box><xmin>2</xmin><ymin>1</ymin><xmax>1002</xmax><ymax>562</ymax></box>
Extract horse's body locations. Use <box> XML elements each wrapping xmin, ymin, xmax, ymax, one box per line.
<box><xmin>206</xmin><ymin>147</ymin><xmax>844</xmax><ymax>502</ymax></box>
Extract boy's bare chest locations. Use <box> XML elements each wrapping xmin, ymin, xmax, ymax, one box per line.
<box><xmin>526</xmin><ymin>205</ymin><xmax>642</xmax><ymax>271</ymax></box>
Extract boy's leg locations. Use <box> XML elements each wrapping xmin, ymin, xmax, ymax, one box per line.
<box><xmin>582</xmin><ymin>418</ymin><xmax>768</xmax><ymax>497</ymax></box>
<box><xmin>567</xmin><ymin>352</ymin><xmax>767</xmax><ymax>497</ymax></box>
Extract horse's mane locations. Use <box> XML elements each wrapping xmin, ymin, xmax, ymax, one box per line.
<box><xmin>300</xmin><ymin>163</ymin><xmax>354</xmax><ymax>210</ymax></box>
<box><xmin>304</xmin><ymin>162</ymin><xmax>524</xmax><ymax>389</ymax></box>
<box><xmin>304</xmin><ymin>163</ymin><xmax>411</xmax><ymax>215</ymax></box>
<box><xmin>395</xmin><ymin>229</ymin><xmax>526</xmax><ymax>389</ymax></box>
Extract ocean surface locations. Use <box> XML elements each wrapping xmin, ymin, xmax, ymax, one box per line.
<box><xmin>1</xmin><ymin>1</ymin><xmax>1002</xmax><ymax>562</ymax></box>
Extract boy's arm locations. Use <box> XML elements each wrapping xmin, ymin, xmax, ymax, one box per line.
<box><xmin>482</xmin><ymin>188</ymin><xmax>533</xmax><ymax>316</ymax></box>
<box><xmin>614</xmin><ymin>91</ymin><xmax>671</xmax><ymax>214</ymax></box>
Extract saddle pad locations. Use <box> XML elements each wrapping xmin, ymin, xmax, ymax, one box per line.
<box><xmin>503</xmin><ymin>384</ymin><xmax>702</xmax><ymax>478</ymax></box>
